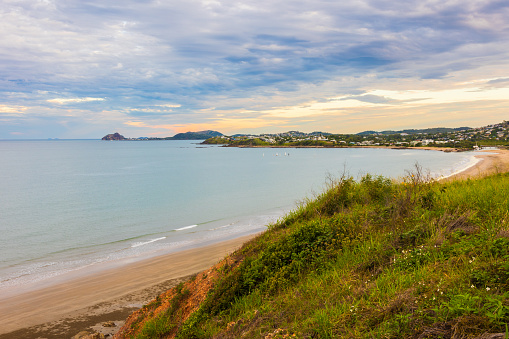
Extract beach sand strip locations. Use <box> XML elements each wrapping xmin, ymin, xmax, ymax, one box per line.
<box><xmin>0</xmin><ymin>234</ymin><xmax>258</xmax><ymax>339</ymax></box>
<box><xmin>444</xmin><ymin>149</ymin><xmax>509</xmax><ymax>181</ymax></box>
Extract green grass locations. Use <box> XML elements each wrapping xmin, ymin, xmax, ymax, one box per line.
<box><xmin>132</xmin><ymin>170</ymin><xmax>509</xmax><ymax>339</ymax></box>
<box><xmin>134</xmin><ymin>283</ymin><xmax>190</xmax><ymax>339</ymax></box>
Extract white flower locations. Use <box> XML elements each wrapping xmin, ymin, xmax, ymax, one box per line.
<box><xmin>471</xmin><ymin>285</ymin><xmax>475</xmax><ymax>288</ymax></box>
<box><xmin>486</xmin><ymin>287</ymin><xmax>491</xmax><ymax>291</ymax></box>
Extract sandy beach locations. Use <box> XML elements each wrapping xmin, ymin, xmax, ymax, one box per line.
<box><xmin>0</xmin><ymin>234</ymin><xmax>259</xmax><ymax>339</ymax></box>
<box><xmin>1</xmin><ymin>148</ymin><xmax>508</xmax><ymax>339</ymax></box>
<box><xmin>443</xmin><ymin>148</ymin><xmax>509</xmax><ymax>181</ymax></box>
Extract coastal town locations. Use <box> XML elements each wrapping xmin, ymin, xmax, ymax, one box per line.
<box><xmin>103</xmin><ymin>121</ymin><xmax>509</xmax><ymax>150</ymax></box>
<box><xmin>204</xmin><ymin>120</ymin><xmax>509</xmax><ymax>149</ymax></box>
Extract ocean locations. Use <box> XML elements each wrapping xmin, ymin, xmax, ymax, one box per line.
<box><xmin>0</xmin><ymin>140</ymin><xmax>477</xmax><ymax>294</ymax></box>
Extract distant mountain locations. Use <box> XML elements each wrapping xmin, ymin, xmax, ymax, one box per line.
<box><xmin>357</xmin><ymin>127</ymin><xmax>471</xmax><ymax>135</ymax></box>
<box><xmin>231</xmin><ymin>131</ymin><xmax>331</xmax><ymax>138</ymax></box>
<box><xmin>102</xmin><ymin>132</ymin><xmax>126</xmax><ymax>140</ymax></box>
<box><xmin>309</xmin><ymin>131</ymin><xmax>332</xmax><ymax>136</ymax></box>
<box><xmin>231</xmin><ymin>134</ymin><xmax>257</xmax><ymax>138</ymax></box>
<box><xmin>357</xmin><ymin>130</ymin><xmax>378</xmax><ymax>135</ymax></box>
<box><xmin>171</xmin><ymin>130</ymin><xmax>223</xmax><ymax>140</ymax></box>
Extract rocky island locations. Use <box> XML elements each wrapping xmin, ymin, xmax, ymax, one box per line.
<box><xmin>101</xmin><ymin>132</ymin><xmax>126</xmax><ymax>140</ymax></box>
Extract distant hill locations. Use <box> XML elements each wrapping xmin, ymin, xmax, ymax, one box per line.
<box><xmin>101</xmin><ymin>130</ymin><xmax>223</xmax><ymax>140</ymax></box>
<box><xmin>231</xmin><ymin>131</ymin><xmax>331</xmax><ymax>138</ymax></box>
<box><xmin>102</xmin><ymin>132</ymin><xmax>126</xmax><ymax>140</ymax></box>
<box><xmin>357</xmin><ymin>127</ymin><xmax>471</xmax><ymax>135</ymax></box>
<box><xmin>171</xmin><ymin>130</ymin><xmax>223</xmax><ymax>140</ymax></box>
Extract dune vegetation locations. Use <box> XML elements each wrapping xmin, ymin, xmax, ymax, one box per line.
<box><xmin>117</xmin><ymin>167</ymin><xmax>509</xmax><ymax>339</ymax></box>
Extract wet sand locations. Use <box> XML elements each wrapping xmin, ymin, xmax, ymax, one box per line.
<box><xmin>0</xmin><ymin>234</ymin><xmax>259</xmax><ymax>339</ymax></box>
<box><xmin>443</xmin><ymin>149</ymin><xmax>509</xmax><ymax>181</ymax></box>
<box><xmin>2</xmin><ymin>148</ymin><xmax>508</xmax><ymax>339</ymax></box>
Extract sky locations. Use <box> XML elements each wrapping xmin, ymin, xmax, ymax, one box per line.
<box><xmin>1</xmin><ymin>0</ymin><xmax>509</xmax><ymax>139</ymax></box>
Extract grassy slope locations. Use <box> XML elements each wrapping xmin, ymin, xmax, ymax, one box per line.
<box><xmin>123</xmin><ymin>169</ymin><xmax>509</xmax><ymax>339</ymax></box>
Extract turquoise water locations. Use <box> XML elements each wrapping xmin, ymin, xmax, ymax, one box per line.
<box><xmin>0</xmin><ymin>140</ymin><xmax>476</xmax><ymax>291</ymax></box>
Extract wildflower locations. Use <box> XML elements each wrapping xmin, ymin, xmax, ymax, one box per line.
<box><xmin>471</xmin><ymin>285</ymin><xmax>475</xmax><ymax>288</ymax></box>
<box><xmin>486</xmin><ymin>287</ymin><xmax>491</xmax><ymax>291</ymax></box>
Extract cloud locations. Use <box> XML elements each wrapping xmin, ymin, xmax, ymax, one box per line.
<box><xmin>0</xmin><ymin>105</ymin><xmax>28</xmax><ymax>113</ymax></box>
<box><xmin>155</xmin><ymin>104</ymin><xmax>181</xmax><ymax>108</ymax></box>
<box><xmin>47</xmin><ymin>97</ymin><xmax>106</xmax><ymax>104</ymax></box>
<box><xmin>1</xmin><ymin>0</ymin><xmax>509</xmax><ymax>138</ymax></box>
<box><xmin>338</xmin><ymin>94</ymin><xmax>397</xmax><ymax>104</ymax></box>
<box><xmin>487</xmin><ymin>77</ymin><xmax>509</xmax><ymax>86</ymax></box>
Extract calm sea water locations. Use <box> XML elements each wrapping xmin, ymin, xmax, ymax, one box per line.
<box><xmin>0</xmin><ymin>140</ymin><xmax>477</xmax><ymax>292</ymax></box>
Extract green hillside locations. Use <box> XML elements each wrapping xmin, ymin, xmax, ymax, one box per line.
<box><xmin>357</xmin><ymin>127</ymin><xmax>471</xmax><ymax>135</ymax></box>
<box><xmin>170</xmin><ymin>130</ymin><xmax>223</xmax><ymax>140</ymax></box>
<box><xmin>123</xmin><ymin>169</ymin><xmax>509</xmax><ymax>338</ymax></box>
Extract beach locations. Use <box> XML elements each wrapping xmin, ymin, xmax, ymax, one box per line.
<box><xmin>1</xmin><ymin>148</ymin><xmax>508</xmax><ymax>339</ymax></box>
<box><xmin>0</xmin><ymin>234</ymin><xmax>259</xmax><ymax>339</ymax></box>
<box><xmin>444</xmin><ymin>148</ymin><xmax>509</xmax><ymax>181</ymax></box>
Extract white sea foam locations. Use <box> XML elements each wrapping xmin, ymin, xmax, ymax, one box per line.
<box><xmin>208</xmin><ymin>223</ymin><xmax>234</xmax><ymax>231</ymax></box>
<box><xmin>131</xmin><ymin>237</ymin><xmax>167</xmax><ymax>248</ymax></box>
<box><xmin>0</xmin><ymin>238</ymin><xmax>196</xmax><ymax>290</ymax></box>
<box><xmin>174</xmin><ymin>224</ymin><xmax>198</xmax><ymax>231</ymax></box>
<box><xmin>433</xmin><ymin>153</ymin><xmax>482</xmax><ymax>180</ymax></box>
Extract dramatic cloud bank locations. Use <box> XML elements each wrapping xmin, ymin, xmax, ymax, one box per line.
<box><xmin>1</xmin><ymin>0</ymin><xmax>508</xmax><ymax>138</ymax></box>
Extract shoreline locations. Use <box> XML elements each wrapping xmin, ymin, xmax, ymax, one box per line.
<box><xmin>2</xmin><ymin>148</ymin><xmax>509</xmax><ymax>338</ymax></box>
<box><xmin>0</xmin><ymin>233</ymin><xmax>260</xmax><ymax>338</ymax></box>
<box><xmin>441</xmin><ymin>149</ymin><xmax>509</xmax><ymax>181</ymax></box>
<box><xmin>227</xmin><ymin>144</ymin><xmax>468</xmax><ymax>152</ymax></box>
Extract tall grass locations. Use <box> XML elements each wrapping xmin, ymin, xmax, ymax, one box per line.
<box><xmin>130</xmin><ymin>171</ymin><xmax>509</xmax><ymax>339</ymax></box>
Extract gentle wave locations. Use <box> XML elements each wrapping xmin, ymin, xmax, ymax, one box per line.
<box><xmin>437</xmin><ymin>155</ymin><xmax>482</xmax><ymax>180</ymax></box>
<box><xmin>0</xmin><ymin>238</ymin><xmax>199</xmax><ymax>290</ymax></box>
<box><xmin>174</xmin><ymin>225</ymin><xmax>198</xmax><ymax>231</ymax></box>
<box><xmin>208</xmin><ymin>222</ymin><xmax>235</xmax><ymax>231</ymax></box>
<box><xmin>131</xmin><ymin>237</ymin><xmax>167</xmax><ymax>248</ymax></box>
<box><xmin>0</xmin><ymin>261</ymin><xmax>58</xmax><ymax>284</ymax></box>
